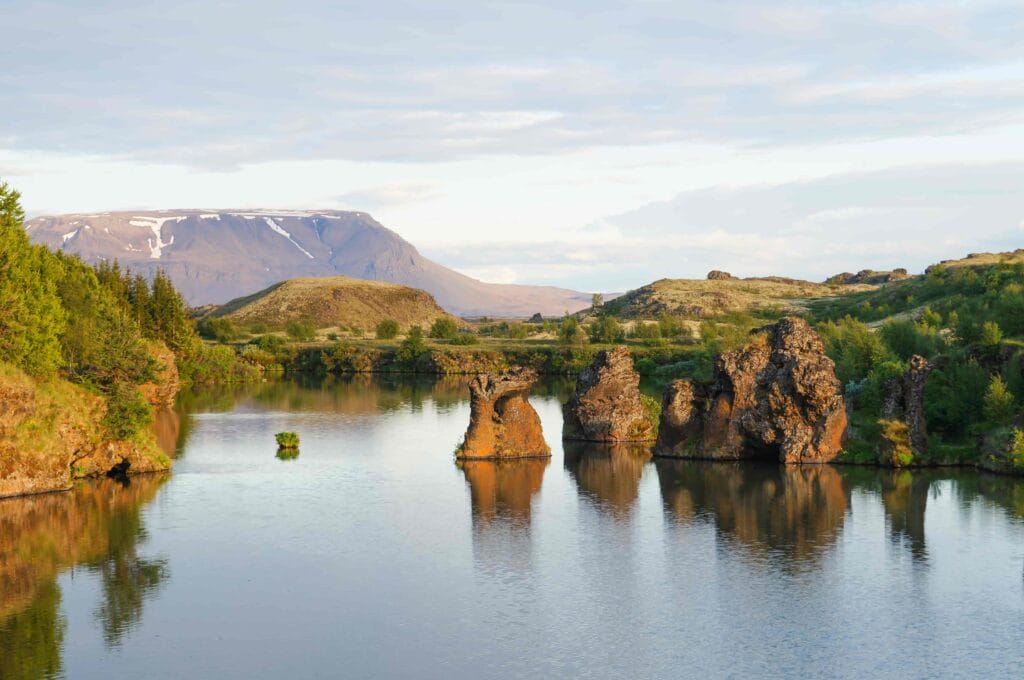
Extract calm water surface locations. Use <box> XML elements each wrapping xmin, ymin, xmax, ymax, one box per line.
<box><xmin>2</xmin><ymin>375</ymin><xmax>1024</xmax><ymax>679</ymax></box>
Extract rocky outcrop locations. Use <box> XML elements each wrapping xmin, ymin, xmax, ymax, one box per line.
<box><xmin>0</xmin><ymin>368</ymin><xmax>96</xmax><ymax>498</ymax></box>
<box><xmin>655</xmin><ymin>317</ymin><xmax>848</xmax><ymax>463</ymax></box>
<box><xmin>878</xmin><ymin>355</ymin><xmax>932</xmax><ymax>466</ymax></box>
<box><xmin>138</xmin><ymin>341</ymin><xmax>179</xmax><ymax>410</ymax></box>
<box><xmin>828</xmin><ymin>269</ymin><xmax>910</xmax><ymax>285</ymax></box>
<box><xmin>0</xmin><ymin>344</ymin><xmax>181</xmax><ymax>499</ymax></box>
<box><xmin>529</xmin><ymin>313</ymin><xmax>544</xmax><ymax>323</ymax></box>
<box><xmin>562</xmin><ymin>347</ymin><xmax>657</xmax><ymax>442</ymax></box>
<box><xmin>707</xmin><ymin>270</ymin><xmax>735</xmax><ymax>281</ymax></box>
<box><xmin>655</xmin><ymin>379</ymin><xmax>704</xmax><ymax>456</ymax></box>
<box><xmin>456</xmin><ymin>368</ymin><xmax>550</xmax><ymax>459</ymax></box>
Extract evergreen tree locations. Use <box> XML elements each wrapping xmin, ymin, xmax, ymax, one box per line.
<box><xmin>149</xmin><ymin>270</ymin><xmax>195</xmax><ymax>352</ymax></box>
<box><xmin>0</xmin><ymin>181</ymin><xmax>65</xmax><ymax>375</ymax></box>
<box><xmin>983</xmin><ymin>375</ymin><xmax>1017</xmax><ymax>425</ymax></box>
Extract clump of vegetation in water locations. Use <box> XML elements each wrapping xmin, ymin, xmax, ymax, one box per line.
<box><xmin>276</xmin><ymin>448</ymin><xmax>300</xmax><ymax>461</ymax></box>
<box><xmin>275</xmin><ymin>431</ymin><xmax>300</xmax><ymax>449</ymax></box>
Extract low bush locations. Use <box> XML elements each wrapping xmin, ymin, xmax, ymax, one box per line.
<box><xmin>275</xmin><ymin>431</ymin><xmax>300</xmax><ymax>449</ymax></box>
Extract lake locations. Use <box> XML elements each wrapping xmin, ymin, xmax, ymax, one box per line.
<box><xmin>2</xmin><ymin>375</ymin><xmax>1023</xmax><ymax>679</ymax></box>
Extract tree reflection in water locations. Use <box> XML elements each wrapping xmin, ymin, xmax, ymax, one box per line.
<box><xmin>0</xmin><ymin>475</ymin><xmax>170</xmax><ymax>679</ymax></box>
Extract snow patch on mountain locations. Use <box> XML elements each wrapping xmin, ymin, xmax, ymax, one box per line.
<box><xmin>263</xmin><ymin>217</ymin><xmax>314</xmax><ymax>259</ymax></box>
<box><xmin>130</xmin><ymin>216</ymin><xmax>185</xmax><ymax>259</ymax></box>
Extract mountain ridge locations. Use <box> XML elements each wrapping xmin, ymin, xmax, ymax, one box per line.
<box><xmin>25</xmin><ymin>209</ymin><xmax>591</xmax><ymax>317</ymax></box>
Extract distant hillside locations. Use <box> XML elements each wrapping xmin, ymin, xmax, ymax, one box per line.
<box><xmin>809</xmin><ymin>248</ymin><xmax>1024</xmax><ymax>324</ymax></box>
<box><xmin>602</xmin><ymin>276</ymin><xmax>874</xmax><ymax>319</ymax></box>
<box><xmin>25</xmin><ymin>209</ymin><xmax>591</xmax><ymax>317</ymax></box>
<box><xmin>210</xmin><ymin>277</ymin><xmax>452</xmax><ymax>331</ymax></box>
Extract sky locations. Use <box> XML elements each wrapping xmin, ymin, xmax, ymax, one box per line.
<box><xmin>2</xmin><ymin>0</ymin><xmax>1023</xmax><ymax>292</ymax></box>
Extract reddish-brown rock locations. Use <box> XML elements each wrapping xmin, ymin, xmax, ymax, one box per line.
<box><xmin>138</xmin><ymin>341</ymin><xmax>180</xmax><ymax>410</ymax></box>
<box><xmin>456</xmin><ymin>368</ymin><xmax>550</xmax><ymax>459</ymax></box>
<box><xmin>563</xmin><ymin>347</ymin><xmax>657</xmax><ymax>442</ymax></box>
<box><xmin>656</xmin><ymin>317</ymin><xmax>848</xmax><ymax>463</ymax></box>
<box><xmin>878</xmin><ymin>354</ymin><xmax>933</xmax><ymax>465</ymax></box>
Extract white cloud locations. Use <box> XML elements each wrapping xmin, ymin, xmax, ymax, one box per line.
<box><xmin>337</xmin><ymin>183</ymin><xmax>442</xmax><ymax>209</ymax></box>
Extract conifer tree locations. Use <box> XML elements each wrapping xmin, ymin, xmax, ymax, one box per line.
<box><xmin>0</xmin><ymin>181</ymin><xmax>65</xmax><ymax>375</ymax></box>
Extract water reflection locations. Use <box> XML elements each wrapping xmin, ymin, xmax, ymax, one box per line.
<box><xmin>563</xmin><ymin>442</ymin><xmax>651</xmax><ymax>518</ymax></box>
<box><xmin>458</xmin><ymin>458</ymin><xmax>549</xmax><ymax>571</ymax></box>
<box><xmin>655</xmin><ymin>460</ymin><xmax>850</xmax><ymax>565</ymax></box>
<box><xmin>176</xmin><ymin>373</ymin><xmax>476</xmax><ymax>416</ymax></box>
<box><xmin>879</xmin><ymin>470</ymin><xmax>932</xmax><ymax>562</ymax></box>
<box><xmin>0</xmin><ymin>475</ymin><xmax>169</xmax><ymax>679</ymax></box>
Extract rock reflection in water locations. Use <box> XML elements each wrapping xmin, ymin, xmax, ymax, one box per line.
<box><xmin>880</xmin><ymin>470</ymin><xmax>932</xmax><ymax>562</ymax></box>
<box><xmin>563</xmin><ymin>441</ymin><xmax>652</xmax><ymax>518</ymax></box>
<box><xmin>655</xmin><ymin>460</ymin><xmax>849</xmax><ymax>564</ymax></box>
<box><xmin>458</xmin><ymin>458</ymin><xmax>549</xmax><ymax>571</ymax></box>
<box><xmin>0</xmin><ymin>475</ymin><xmax>169</xmax><ymax>679</ymax></box>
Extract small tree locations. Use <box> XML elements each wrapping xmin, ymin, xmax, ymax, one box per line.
<box><xmin>376</xmin><ymin>318</ymin><xmax>400</xmax><ymax>340</ymax></box>
<box><xmin>920</xmin><ymin>306</ymin><xmax>943</xmax><ymax>329</ymax></box>
<box><xmin>589</xmin><ymin>315</ymin><xmax>623</xmax><ymax>343</ymax></box>
<box><xmin>508</xmin><ymin>323</ymin><xmax>529</xmax><ymax>340</ymax></box>
<box><xmin>397</xmin><ymin>325</ymin><xmax>427</xmax><ymax>363</ymax></box>
<box><xmin>591</xmin><ymin>293</ymin><xmax>604</xmax><ymax>309</ymax></box>
<box><xmin>285</xmin><ymin>319</ymin><xmax>317</xmax><ymax>342</ymax></box>
<box><xmin>559</xmin><ymin>316</ymin><xmax>588</xmax><ymax>347</ymax></box>
<box><xmin>981</xmin><ymin>320</ymin><xmax>1003</xmax><ymax>347</ymax></box>
<box><xmin>983</xmin><ymin>375</ymin><xmax>1017</xmax><ymax>425</ymax></box>
<box><xmin>428</xmin><ymin>317</ymin><xmax>458</xmax><ymax>340</ymax></box>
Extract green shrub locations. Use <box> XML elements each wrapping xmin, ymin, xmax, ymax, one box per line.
<box><xmin>1010</xmin><ymin>429</ymin><xmax>1024</xmax><ymax>469</ymax></box>
<box><xmin>101</xmin><ymin>383</ymin><xmax>153</xmax><ymax>440</ymax></box>
<box><xmin>641</xmin><ymin>394</ymin><xmax>660</xmax><ymax>435</ymax></box>
<box><xmin>634</xmin><ymin>357</ymin><xmax>657</xmax><ymax>375</ymax></box>
<box><xmin>588</xmin><ymin>315</ymin><xmax>623</xmax><ymax>343</ymax></box>
<box><xmin>508</xmin><ymin>323</ymin><xmax>529</xmax><ymax>340</ymax></box>
<box><xmin>924</xmin><ymin>358</ymin><xmax>988</xmax><ymax>435</ymax></box>
<box><xmin>251</xmin><ymin>334</ymin><xmax>286</xmax><ymax>353</ymax></box>
<box><xmin>981</xmin><ymin>320</ymin><xmax>1003</xmax><ymax>347</ymax></box>
<box><xmin>197</xmin><ymin>317</ymin><xmax>238</xmax><ymax>342</ymax></box>
<box><xmin>275</xmin><ymin>431</ymin><xmax>300</xmax><ymax>449</ymax></box>
<box><xmin>818</xmin><ymin>316</ymin><xmax>893</xmax><ymax>384</ymax></box>
<box><xmin>983</xmin><ymin>375</ymin><xmax>1017</xmax><ymax>425</ymax></box>
<box><xmin>451</xmin><ymin>332</ymin><xmax>479</xmax><ymax>345</ymax></box>
<box><xmin>285</xmin><ymin>319</ymin><xmax>317</xmax><ymax>342</ymax></box>
<box><xmin>376</xmin><ymin>319</ymin><xmax>400</xmax><ymax>340</ymax></box>
<box><xmin>632</xmin><ymin>321</ymin><xmax>661</xmax><ymax>341</ymax></box>
<box><xmin>428</xmin><ymin>317</ymin><xmax>458</xmax><ymax>340</ymax></box>
<box><xmin>558</xmin><ymin>316</ymin><xmax>588</xmax><ymax>347</ymax></box>
<box><xmin>878</xmin><ymin>418</ymin><xmax>914</xmax><ymax>467</ymax></box>
<box><xmin>396</xmin><ymin>326</ymin><xmax>427</xmax><ymax>364</ymax></box>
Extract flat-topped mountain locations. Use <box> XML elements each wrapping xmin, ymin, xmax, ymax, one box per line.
<box><xmin>211</xmin><ymin>276</ymin><xmax>452</xmax><ymax>331</ymax></box>
<box><xmin>25</xmin><ymin>209</ymin><xmax>590</xmax><ymax>317</ymax></box>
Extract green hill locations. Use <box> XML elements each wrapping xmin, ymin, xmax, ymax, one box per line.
<box><xmin>601</xmin><ymin>276</ymin><xmax>873</xmax><ymax>320</ymax></box>
<box><xmin>210</xmin><ymin>276</ymin><xmax>455</xmax><ymax>331</ymax></box>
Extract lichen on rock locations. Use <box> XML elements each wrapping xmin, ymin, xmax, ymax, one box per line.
<box><xmin>456</xmin><ymin>367</ymin><xmax>550</xmax><ymax>459</ymax></box>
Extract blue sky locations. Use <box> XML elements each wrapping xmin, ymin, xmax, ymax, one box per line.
<box><xmin>3</xmin><ymin>1</ymin><xmax>1023</xmax><ymax>291</ymax></box>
